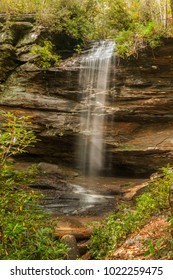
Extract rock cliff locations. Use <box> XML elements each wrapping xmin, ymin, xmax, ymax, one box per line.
<box><xmin>1</xmin><ymin>16</ymin><xmax>173</xmax><ymax>176</ymax></box>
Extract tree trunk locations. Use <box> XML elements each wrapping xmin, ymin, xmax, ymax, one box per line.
<box><xmin>164</xmin><ymin>0</ymin><xmax>168</xmax><ymax>28</ymax></box>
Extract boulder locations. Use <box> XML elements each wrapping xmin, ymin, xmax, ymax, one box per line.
<box><xmin>37</xmin><ymin>162</ymin><xmax>78</xmax><ymax>178</ymax></box>
<box><xmin>61</xmin><ymin>235</ymin><xmax>80</xmax><ymax>260</ymax></box>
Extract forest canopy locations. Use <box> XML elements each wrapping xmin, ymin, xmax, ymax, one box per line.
<box><xmin>0</xmin><ymin>0</ymin><xmax>173</xmax><ymax>56</ymax></box>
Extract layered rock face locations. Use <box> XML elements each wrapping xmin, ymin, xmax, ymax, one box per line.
<box><xmin>107</xmin><ymin>42</ymin><xmax>173</xmax><ymax>175</ymax></box>
<box><xmin>1</xmin><ymin>16</ymin><xmax>173</xmax><ymax>176</ymax></box>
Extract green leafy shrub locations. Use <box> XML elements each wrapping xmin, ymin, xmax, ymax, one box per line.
<box><xmin>0</xmin><ymin>112</ymin><xmax>67</xmax><ymax>259</ymax></box>
<box><xmin>115</xmin><ymin>21</ymin><xmax>164</xmax><ymax>58</ymax></box>
<box><xmin>114</xmin><ymin>29</ymin><xmax>136</xmax><ymax>58</ymax></box>
<box><xmin>31</xmin><ymin>40</ymin><xmax>61</xmax><ymax>70</ymax></box>
<box><xmin>90</xmin><ymin>166</ymin><xmax>172</xmax><ymax>259</ymax></box>
<box><xmin>144</xmin><ymin>237</ymin><xmax>165</xmax><ymax>258</ymax></box>
<box><xmin>34</xmin><ymin>0</ymin><xmax>97</xmax><ymax>41</ymax></box>
<box><xmin>0</xmin><ymin>112</ymin><xmax>37</xmax><ymax>166</ymax></box>
<box><xmin>0</xmin><ymin>181</ymin><xmax>67</xmax><ymax>259</ymax></box>
<box><xmin>0</xmin><ymin>0</ymin><xmax>40</xmax><ymax>14</ymax></box>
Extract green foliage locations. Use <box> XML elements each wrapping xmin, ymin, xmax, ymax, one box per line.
<box><xmin>143</xmin><ymin>234</ymin><xmax>173</xmax><ymax>260</ymax></box>
<box><xmin>0</xmin><ymin>0</ymin><xmax>41</xmax><ymax>14</ymax></box>
<box><xmin>0</xmin><ymin>178</ymin><xmax>67</xmax><ymax>259</ymax></box>
<box><xmin>114</xmin><ymin>29</ymin><xmax>136</xmax><ymax>58</ymax></box>
<box><xmin>144</xmin><ymin>237</ymin><xmax>165</xmax><ymax>257</ymax></box>
<box><xmin>0</xmin><ymin>112</ymin><xmax>37</xmax><ymax>166</ymax></box>
<box><xmin>31</xmin><ymin>40</ymin><xmax>61</xmax><ymax>70</ymax></box>
<box><xmin>90</xmin><ymin>166</ymin><xmax>172</xmax><ymax>259</ymax></box>
<box><xmin>90</xmin><ymin>0</ymin><xmax>132</xmax><ymax>39</ymax></box>
<box><xmin>33</xmin><ymin>0</ymin><xmax>97</xmax><ymax>41</ymax></box>
<box><xmin>60</xmin><ymin>0</ymin><xmax>95</xmax><ymax>40</ymax></box>
<box><xmin>0</xmin><ymin>112</ymin><xmax>67</xmax><ymax>259</ymax></box>
<box><xmin>74</xmin><ymin>44</ymin><xmax>82</xmax><ymax>54</ymax></box>
<box><xmin>107</xmin><ymin>0</ymin><xmax>132</xmax><ymax>32</ymax></box>
<box><xmin>0</xmin><ymin>0</ymin><xmax>173</xmax><ymax>56</ymax></box>
<box><xmin>115</xmin><ymin>21</ymin><xmax>164</xmax><ymax>58</ymax></box>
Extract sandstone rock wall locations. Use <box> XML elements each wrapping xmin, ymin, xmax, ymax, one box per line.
<box><xmin>1</xmin><ymin>16</ymin><xmax>173</xmax><ymax>176</ymax></box>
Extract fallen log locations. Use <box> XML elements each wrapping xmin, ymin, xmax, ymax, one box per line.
<box><xmin>55</xmin><ymin>227</ymin><xmax>93</xmax><ymax>241</ymax></box>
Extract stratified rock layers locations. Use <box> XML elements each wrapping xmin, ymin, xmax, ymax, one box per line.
<box><xmin>1</xmin><ymin>16</ymin><xmax>173</xmax><ymax>175</ymax></box>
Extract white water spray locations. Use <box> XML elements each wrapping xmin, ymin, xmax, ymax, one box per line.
<box><xmin>79</xmin><ymin>40</ymin><xmax>115</xmax><ymax>175</ymax></box>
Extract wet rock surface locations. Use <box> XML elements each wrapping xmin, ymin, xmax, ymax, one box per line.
<box><xmin>31</xmin><ymin>176</ymin><xmax>116</xmax><ymax>216</ymax></box>
<box><xmin>40</xmin><ymin>183</ymin><xmax>115</xmax><ymax>216</ymax></box>
<box><xmin>27</xmin><ymin>162</ymin><xmax>148</xmax><ymax>216</ymax></box>
<box><xmin>33</xmin><ymin>164</ymin><xmax>116</xmax><ymax>216</ymax></box>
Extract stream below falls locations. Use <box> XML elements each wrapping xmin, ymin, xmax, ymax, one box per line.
<box><xmin>39</xmin><ymin>176</ymin><xmax>148</xmax><ymax>216</ymax></box>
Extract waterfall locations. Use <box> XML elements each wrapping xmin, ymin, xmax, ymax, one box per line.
<box><xmin>79</xmin><ymin>40</ymin><xmax>115</xmax><ymax>175</ymax></box>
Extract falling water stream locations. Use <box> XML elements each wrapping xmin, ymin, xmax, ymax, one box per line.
<box><xmin>38</xmin><ymin>41</ymin><xmax>147</xmax><ymax>216</ymax></box>
<box><xmin>79</xmin><ymin>40</ymin><xmax>115</xmax><ymax>175</ymax></box>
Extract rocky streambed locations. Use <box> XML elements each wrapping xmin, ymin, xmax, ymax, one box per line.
<box><xmin>30</xmin><ymin>162</ymin><xmax>149</xmax><ymax>260</ymax></box>
<box><xmin>21</xmin><ymin>162</ymin><xmax>148</xmax><ymax>217</ymax></box>
<box><xmin>39</xmin><ymin>182</ymin><xmax>115</xmax><ymax>216</ymax></box>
